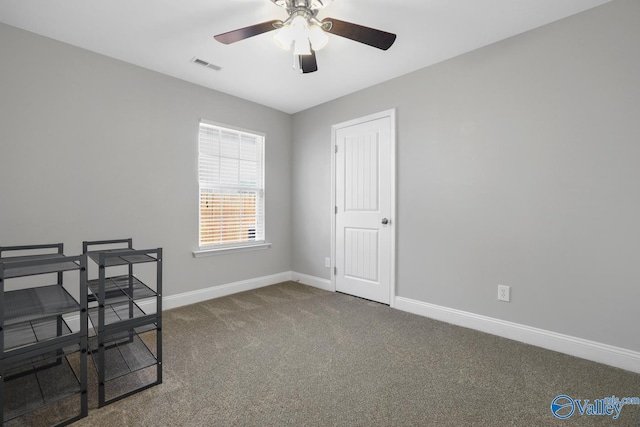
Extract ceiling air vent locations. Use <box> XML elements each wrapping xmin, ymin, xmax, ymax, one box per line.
<box><xmin>190</xmin><ymin>57</ymin><xmax>221</xmax><ymax>71</ymax></box>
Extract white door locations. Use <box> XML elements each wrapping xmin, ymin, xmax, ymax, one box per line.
<box><xmin>334</xmin><ymin>112</ymin><xmax>394</xmax><ymax>304</ymax></box>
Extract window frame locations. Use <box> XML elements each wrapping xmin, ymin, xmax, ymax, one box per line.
<box><xmin>194</xmin><ymin>119</ymin><xmax>269</xmax><ymax>256</ymax></box>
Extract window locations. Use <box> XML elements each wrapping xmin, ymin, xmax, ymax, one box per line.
<box><xmin>198</xmin><ymin>121</ymin><xmax>265</xmax><ymax>249</ymax></box>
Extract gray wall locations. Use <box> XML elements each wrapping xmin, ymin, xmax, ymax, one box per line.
<box><xmin>0</xmin><ymin>23</ymin><xmax>292</xmax><ymax>296</ymax></box>
<box><xmin>292</xmin><ymin>0</ymin><xmax>640</xmax><ymax>352</ymax></box>
<box><xmin>2</xmin><ymin>0</ymin><xmax>639</xmax><ymax>354</ymax></box>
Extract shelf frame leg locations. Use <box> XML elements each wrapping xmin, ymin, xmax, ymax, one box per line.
<box><xmin>156</xmin><ymin>248</ymin><xmax>163</xmax><ymax>385</ymax></box>
<box><xmin>80</xmin><ymin>254</ymin><xmax>89</xmax><ymax>418</ymax></box>
<box><xmin>1</xmin><ymin>267</ymin><xmax>4</xmax><ymax>424</ymax></box>
<box><xmin>97</xmin><ymin>254</ymin><xmax>106</xmax><ymax>407</ymax></box>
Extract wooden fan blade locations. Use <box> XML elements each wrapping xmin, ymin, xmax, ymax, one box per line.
<box><xmin>299</xmin><ymin>50</ymin><xmax>318</xmax><ymax>74</ymax></box>
<box><xmin>214</xmin><ymin>20</ymin><xmax>281</xmax><ymax>44</ymax></box>
<box><xmin>322</xmin><ymin>18</ymin><xmax>396</xmax><ymax>50</ymax></box>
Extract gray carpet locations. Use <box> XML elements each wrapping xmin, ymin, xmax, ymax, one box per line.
<box><xmin>66</xmin><ymin>281</ymin><xmax>639</xmax><ymax>426</ymax></box>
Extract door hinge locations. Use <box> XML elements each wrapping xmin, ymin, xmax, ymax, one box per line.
<box><xmin>335</xmin><ymin>206</ymin><xmax>338</xmax><ymax>214</ymax></box>
<box><xmin>334</xmin><ymin>266</ymin><xmax>337</xmax><ymax>276</ymax></box>
<box><xmin>335</xmin><ymin>145</ymin><xmax>338</xmax><ymax>153</ymax></box>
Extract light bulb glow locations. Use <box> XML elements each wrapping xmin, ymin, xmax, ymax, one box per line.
<box><xmin>293</xmin><ymin>37</ymin><xmax>311</xmax><ymax>55</ymax></box>
<box><xmin>274</xmin><ymin>25</ymin><xmax>294</xmax><ymax>50</ymax></box>
<box><xmin>290</xmin><ymin>15</ymin><xmax>309</xmax><ymax>37</ymax></box>
<box><xmin>274</xmin><ymin>15</ymin><xmax>328</xmax><ymax>56</ymax></box>
<box><xmin>308</xmin><ymin>25</ymin><xmax>329</xmax><ymax>51</ymax></box>
<box><xmin>291</xmin><ymin>16</ymin><xmax>311</xmax><ymax>55</ymax></box>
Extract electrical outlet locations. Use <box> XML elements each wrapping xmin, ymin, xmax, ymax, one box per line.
<box><xmin>498</xmin><ymin>285</ymin><xmax>510</xmax><ymax>302</ymax></box>
<box><xmin>325</xmin><ymin>257</ymin><xmax>331</xmax><ymax>268</ymax></box>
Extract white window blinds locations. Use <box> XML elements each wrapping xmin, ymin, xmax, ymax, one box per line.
<box><xmin>198</xmin><ymin>121</ymin><xmax>265</xmax><ymax>248</ymax></box>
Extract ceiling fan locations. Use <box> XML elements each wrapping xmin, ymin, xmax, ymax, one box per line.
<box><xmin>214</xmin><ymin>0</ymin><xmax>396</xmax><ymax>74</ymax></box>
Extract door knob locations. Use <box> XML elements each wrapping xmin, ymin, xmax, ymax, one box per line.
<box><xmin>381</xmin><ymin>218</ymin><xmax>389</xmax><ymax>225</ymax></box>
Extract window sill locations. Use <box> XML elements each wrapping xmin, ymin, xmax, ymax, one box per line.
<box><xmin>192</xmin><ymin>242</ymin><xmax>272</xmax><ymax>258</ymax></box>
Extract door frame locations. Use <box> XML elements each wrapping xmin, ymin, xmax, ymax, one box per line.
<box><xmin>330</xmin><ymin>109</ymin><xmax>397</xmax><ymax>307</ymax></box>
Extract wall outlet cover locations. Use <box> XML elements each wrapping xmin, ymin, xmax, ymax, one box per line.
<box><xmin>498</xmin><ymin>285</ymin><xmax>510</xmax><ymax>302</ymax></box>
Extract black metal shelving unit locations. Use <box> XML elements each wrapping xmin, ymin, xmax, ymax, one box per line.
<box><xmin>0</xmin><ymin>244</ymin><xmax>88</xmax><ymax>426</ymax></box>
<box><xmin>82</xmin><ymin>239</ymin><xmax>162</xmax><ymax>407</ymax></box>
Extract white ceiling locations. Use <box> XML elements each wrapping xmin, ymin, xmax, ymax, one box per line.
<box><xmin>0</xmin><ymin>0</ymin><xmax>613</xmax><ymax>114</ymax></box>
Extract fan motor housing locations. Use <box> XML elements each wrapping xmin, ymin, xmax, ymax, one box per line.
<box><xmin>272</xmin><ymin>0</ymin><xmax>333</xmax><ymax>10</ymax></box>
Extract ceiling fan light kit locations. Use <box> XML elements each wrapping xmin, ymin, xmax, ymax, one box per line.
<box><xmin>214</xmin><ymin>0</ymin><xmax>396</xmax><ymax>73</ymax></box>
<box><xmin>274</xmin><ymin>15</ymin><xmax>327</xmax><ymax>54</ymax></box>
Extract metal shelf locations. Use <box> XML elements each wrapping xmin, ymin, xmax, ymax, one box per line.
<box><xmin>4</xmin><ymin>315</ymin><xmax>78</xmax><ymax>354</ymax></box>
<box><xmin>87</xmin><ymin>274</ymin><xmax>156</xmax><ymax>305</ymax></box>
<box><xmin>83</xmin><ymin>239</ymin><xmax>162</xmax><ymax>407</ymax></box>
<box><xmin>87</xmin><ymin>250</ymin><xmax>158</xmax><ymax>267</ymax></box>
<box><xmin>1</xmin><ymin>244</ymin><xmax>88</xmax><ymax>426</ymax></box>
<box><xmin>89</xmin><ymin>329</ymin><xmax>157</xmax><ymax>382</ymax></box>
<box><xmin>0</xmin><ymin>243</ymin><xmax>80</xmax><ymax>281</ymax></box>
<box><xmin>3</xmin><ymin>284</ymin><xmax>80</xmax><ymax>326</ymax></box>
<box><xmin>2</xmin><ymin>351</ymin><xmax>83</xmax><ymax>424</ymax></box>
<box><xmin>88</xmin><ymin>300</ymin><xmax>151</xmax><ymax>328</ymax></box>
<box><xmin>0</xmin><ymin>253</ymin><xmax>80</xmax><ymax>279</ymax></box>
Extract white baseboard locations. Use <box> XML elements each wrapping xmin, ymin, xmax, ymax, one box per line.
<box><xmin>62</xmin><ymin>313</ymin><xmax>82</xmax><ymax>332</ymax></box>
<box><xmin>395</xmin><ymin>296</ymin><xmax>640</xmax><ymax>374</ymax></box>
<box><xmin>142</xmin><ymin>271</ymin><xmax>330</xmax><ymax>313</ymax></box>
<box><xmin>66</xmin><ymin>272</ymin><xmax>293</xmax><ymax>328</ymax></box>
<box><xmin>158</xmin><ymin>271</ymin><xmax>293</xmax><ymax>311</ymax></box>
<box><xmin>291</xmin><ymin>271</ymin><xmax>333</xmax><ymax>292</ymax></box>
<box><xmin>75</xmin><ymin>272</ymin><xmax>331</xmax><ymax>327</ymax></box>
<box><xmin>68</xmin><ymin>275</ymin><xmax>640</xmax><ymax>374</ymax></box>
